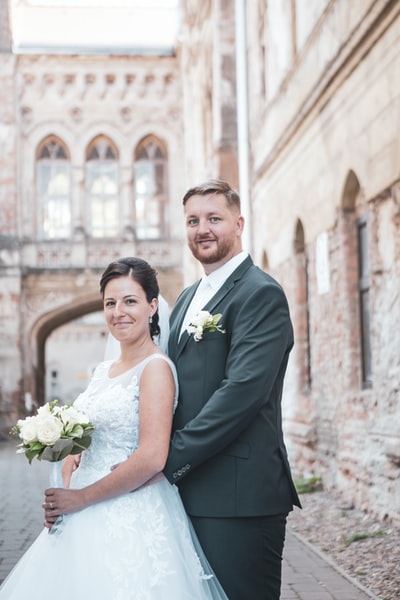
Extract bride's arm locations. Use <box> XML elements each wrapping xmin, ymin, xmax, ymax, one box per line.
<box><xmin>43</xmin><ymin>358</ymin><xmax>175</xmax><ymax>521</ymax></box>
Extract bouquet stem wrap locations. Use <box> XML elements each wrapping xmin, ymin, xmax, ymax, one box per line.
<box><xmin>48</xmin><ymin>461</ymin><xmax>65</xmax><ymax>536</ymax></box>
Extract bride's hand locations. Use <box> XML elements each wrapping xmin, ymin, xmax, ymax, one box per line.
<box><xmin>43</xmin><ymin>488</ymin><xmax>86</xmax><ymax>528</ymax></box>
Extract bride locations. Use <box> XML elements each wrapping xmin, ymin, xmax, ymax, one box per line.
<box><xmin>0</xmin><ymin>257</ymin><xmax>229</xmax><ymax>600</ymax></box>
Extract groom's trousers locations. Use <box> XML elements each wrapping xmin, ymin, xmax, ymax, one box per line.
<box><xmin>190</xmin><ymin>513</ymin><xmax>288</xmax><ymax>600</ymax></box>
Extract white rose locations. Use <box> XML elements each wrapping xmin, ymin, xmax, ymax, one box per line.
<box><xmin>187</xmin><ymin>323</ymin><xmax>203</xmax><ymax>340</ymax></box>
<box><xmin>36</xmin><ymin>415</ymin><xmax>63</xmax><ymax>445</ymax></box>
<box><xmin>19</xmin><ymin>417</ymin><xmax>38</xmax><ymax>444</ymax></box>
<box><xmin>191</xmin><ymin>311</ymin><xmax>211</xmax><ymax>327</ymax></box>
<box><xmin>37</xmin><ymin>403</ymin><xmax>52</xmax><ymax>417</ymax></box>
<box><xmin>60</xmin><ymin>406</ymin><xmax>89</xmax><ymax>428</ymax></box>
<box><xmin>193</xmin><ymin>325</ymin><xmax>204</xmax><ymax>341</ymax></box>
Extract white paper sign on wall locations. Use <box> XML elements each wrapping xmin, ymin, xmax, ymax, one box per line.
<box><xmin>316</xmin><ymin>231</ymin><xmax>330</xmax><ymax>295</ymax></box>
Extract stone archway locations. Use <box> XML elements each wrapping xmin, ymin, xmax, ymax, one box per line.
<box><xmin>29</xmin><ymin>296</ymin><xmax>103</xmax><ymax>407</ymax></box>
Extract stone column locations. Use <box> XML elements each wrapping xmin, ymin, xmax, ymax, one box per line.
<box><xmin>0</xmin><ymin>0</ymin><xmax>24</xmax><ymax>424</ymax></box>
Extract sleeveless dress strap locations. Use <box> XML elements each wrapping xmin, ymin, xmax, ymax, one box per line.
<box><xmin>136</xmin><ymin>353</ymin><xmax>179</xmax><ymax>404</ymax></box>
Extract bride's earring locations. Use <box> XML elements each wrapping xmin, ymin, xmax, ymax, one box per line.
<box><xmin>149</xmin><ymin>316</ymin><xmax>153</xmax><ymax>323</ymax></box>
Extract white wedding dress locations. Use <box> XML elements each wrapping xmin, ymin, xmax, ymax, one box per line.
<box><xmin>0</xmin><ymin>354</ymin><xmax>229</xmax><ymax>600</ymax></box>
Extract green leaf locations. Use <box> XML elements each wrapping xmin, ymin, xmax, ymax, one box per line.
<box><xmin>28</xmin><ymin>441</ymin><xmax>45</xmax><ymax>451</ymax></box>
<box><xmin>69</xmin><ymin>424</ymin><xmax>84</xmax><ymax>438</ymax></box>
<box><xmin>25</xmin><ymin>447</ymin><xmax>41</xmax><ymax>464</ymax></box>
<box><xmin>41</xmin><ymin>438</ymin><xmax>74</xmax><ymax>462</ymax></box>
<box><xmin>72</xmin><ymin>435</ymin><xmax>93</xmax><ymax>453</ymax></box>
<box><xmin>48</xmin><ymin>399</ymin><xmax>59</xmax><ymax>411</ymax></box>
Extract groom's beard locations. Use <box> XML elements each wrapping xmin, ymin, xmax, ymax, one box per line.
<box><xmin>188</xmin><ymin>235</ymin><xmax>236</xmax><ymax>266</ymax></box>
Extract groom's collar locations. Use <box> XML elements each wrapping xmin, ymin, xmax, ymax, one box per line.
<box><xmin>202</xmin><ymin>251</ymin><xmax>249</xmax><ymax>292</ymax></box>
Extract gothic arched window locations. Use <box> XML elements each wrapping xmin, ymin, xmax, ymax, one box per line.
<box><xmin>341</xmin><ymin>170</ymin><xmax>372</xmax><ymax>389</ymax></box>
<box><xmin>134</xmin><ymin>136</ymin><xmax>168</xmax><ymax>239</ymax></box>
<box><xmin>86</xmin><ymin>136</ymin><xmax>119</xmax><ymax>238</ymax></box>
<box><xmin>36</xmin><ymin>136</ymin><xmax>71</xmax><ymax>239</ymax></box>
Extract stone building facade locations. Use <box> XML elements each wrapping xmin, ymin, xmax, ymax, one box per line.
<box><xmin>1</xmin><ymin>0</ymin><xmax>399</xmax><ymax>522</ymax></box>
<box><xmin>178</xmin><ymin>0</ymin><xmax>400</xmax><ymax>522</ymax></box>
<box><xmin>243</xmin><ymin>0</ymin><xmax>400</xmax><ymax>522</ymax></box>
<box><xmin>0</xmin><ymin>1</ymin><xmax>187</xmax><ymax>419</ymax></box>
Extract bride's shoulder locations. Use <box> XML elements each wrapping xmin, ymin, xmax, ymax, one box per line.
<box><xmin>90</xmin><ymin>359</ymin><xmax>113</xmax><ymax>379</ymax></box>
<box><xmin>141</xmin><ymin>352</ymin><xmax>175</xmax><ymax>372</ymax></box>
<box><xmin>140</xmin><ymin>353</ymin><xmax>177</xmax><ymax>384</ymax></box>
<box><xmin>139</xmin><ymin>353</ymin><xmax>179</xmax><ymax>407</ymax></box>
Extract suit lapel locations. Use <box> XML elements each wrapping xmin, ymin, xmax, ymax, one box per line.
<box><xmin>204</xmin><ymin>255</ymin><xmax>253</xmax><ymax>314</ymax></box>
<box><xmin>203</xmin><ymin>277</ymin><xmax>235</xmax><ymax>314</ymax></box>
<box><xmin>170</xmin><ymin>257</ymin><xmax>254</xmax><ymax>360</ymax></box>
<box><xmin>169</xmin><ymin>282</ymin><xmax>200</xmax><ymax>359</ymax></box>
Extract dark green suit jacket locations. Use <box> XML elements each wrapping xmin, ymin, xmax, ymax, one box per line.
<box><xmin>164</xmin><ymin>256</ymin><xmax>301</xmax><ymax>517</ymax></box>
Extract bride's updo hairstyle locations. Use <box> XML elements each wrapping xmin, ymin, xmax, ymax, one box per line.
<box><xmin>100</xmin><ymin>257</ymin><xmax>161</xmax><ymax>340</ymax></box>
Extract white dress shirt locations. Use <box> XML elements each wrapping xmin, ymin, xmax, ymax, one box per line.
<box><xmin>180</xmin><ymin>251</ymin><xmax>248</xmax><ymax>338</ymax></box>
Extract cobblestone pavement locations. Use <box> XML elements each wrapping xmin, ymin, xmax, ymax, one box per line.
<box><xmin>0</xmin><ymin>441</ymin><xmax>380</xmax><ymax>599</ymax></box>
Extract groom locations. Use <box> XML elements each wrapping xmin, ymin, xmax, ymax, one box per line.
<box><xmin>163</xmin><ymin>179</ymin><xmax>301</xmax><ymax>600</ymax></box>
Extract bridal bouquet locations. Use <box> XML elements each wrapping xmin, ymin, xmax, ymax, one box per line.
<box><xmin>10</xmin><ymin>399</ymin><xmax>94</xmax><ymax>464</ymax></box>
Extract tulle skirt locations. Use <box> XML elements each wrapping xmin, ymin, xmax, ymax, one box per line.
<box><xmin>0</xmin><ymin>477</ymin><xmax>228</xmax><ymax>600</ymax></box>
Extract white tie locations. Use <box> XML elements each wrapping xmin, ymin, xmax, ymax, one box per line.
<box><xmin>180</xmin><ymin>278</ymin><xmax>212</xmax><ymax>338</ymax></box>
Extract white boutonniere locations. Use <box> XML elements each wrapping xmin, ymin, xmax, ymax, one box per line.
<box><xmin>187</xmin><ymin>310</ymin><xmax>225</xmax><ymax>342</ymax></box>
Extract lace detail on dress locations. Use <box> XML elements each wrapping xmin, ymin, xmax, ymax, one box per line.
<box><xmin>72</xmin><ymin>355</ymin><xmax>178</xmax><ymax>487</ymax></box>
<box><xmin>73</xmin><ymin>362</ymin><xmax>140</xmax><ymax>484</ymax></box>
<box><xmin>104</xmin><ymin>488</ymin><xmax>175</xmax><ymax>599</ymax></box>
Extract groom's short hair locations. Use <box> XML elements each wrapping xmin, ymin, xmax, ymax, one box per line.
<box><xmin>182</xmin><ymin>179</ymin><xmax>241</xmax><ymax>211</ymax></box>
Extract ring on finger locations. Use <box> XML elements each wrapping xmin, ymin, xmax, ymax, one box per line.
<box><xmin>50</xmin><ymin>502</ymin><xmax>54</xmax><ymax>510</ymax></box>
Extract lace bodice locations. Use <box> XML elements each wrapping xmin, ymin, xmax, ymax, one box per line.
<box><xmin>71</xmin><ymin>354</ymin><xmax>178</xmax><ymax>488</ymax></box>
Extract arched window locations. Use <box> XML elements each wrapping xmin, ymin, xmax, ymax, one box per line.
<box><xmin>36</xmin><ymin>136</ymin><xmax>71</xmax><ymax>239</ymax></box>
<box><xmin>134</xmin><ymin>136</ymin><xmax>168</xmax><ymax>239</ymax></box>
<box><xmin>86</xmin><ymin>136</ymin><xmax>119</xmax><ymax>238</ymax></box>
<box><xmin>341</xmin><ymin>170</ymin><xmax>372</xmax><ymax>388</ymax></box>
